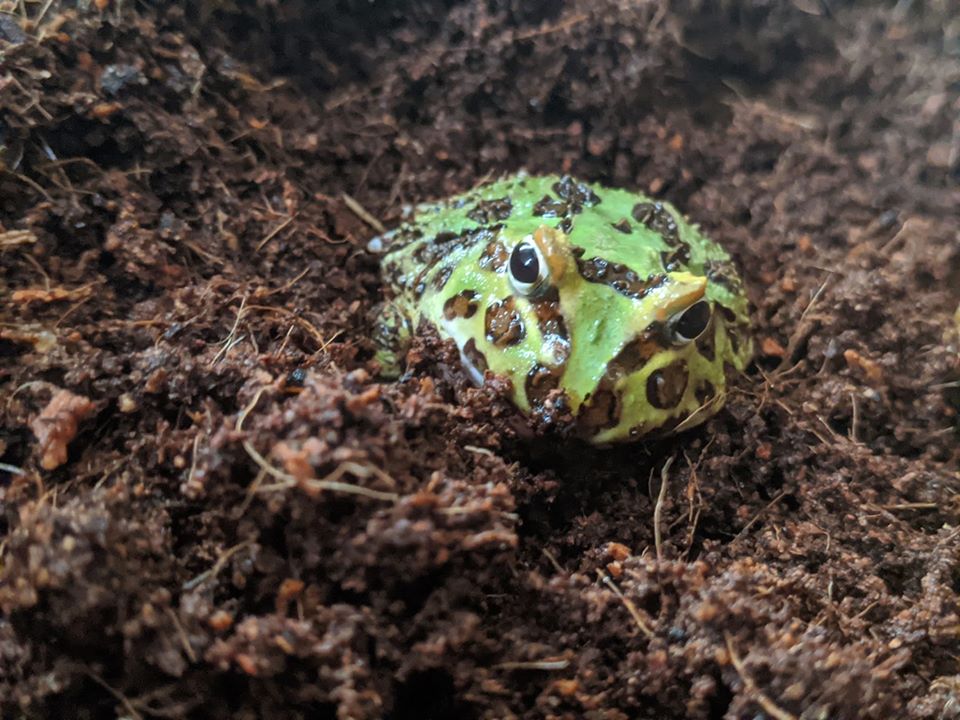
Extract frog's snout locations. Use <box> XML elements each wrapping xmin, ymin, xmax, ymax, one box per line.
<box><xmin>654</xmin><ymin>272</ymin><xmax>708</xmax><ymax>323</ymax></box>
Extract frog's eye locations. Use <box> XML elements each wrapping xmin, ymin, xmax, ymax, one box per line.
<box><xmin>669</xmin><ymin>300</ymin><xmax>711</xmax><ymax>344</ymax></box>
<box><xmin>509</xmin><ymin>240</ymin><xmax>548</xmax><ymax>296</ymax></box>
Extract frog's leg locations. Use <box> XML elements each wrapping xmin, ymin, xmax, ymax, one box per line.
<box><xmin>370</xmin><ymin>301</ymin><xmax>413</xmax><ymax>379</ymax></box>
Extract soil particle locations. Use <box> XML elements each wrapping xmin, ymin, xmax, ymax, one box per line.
<box><xmin>1</xmin><ymin>1</ymin><xmax>959</xmax><ymax>719</ymax></box>
<box><xmin>29</xmin><ymin>388</ymin><xmax>95</xmax><ymax>470</ymax></box>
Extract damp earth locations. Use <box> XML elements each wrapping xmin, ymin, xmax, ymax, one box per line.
<box><xmin>1</xmin><ymin>2</ymin><xmax>959</xmax><ymax>719</ymax></box>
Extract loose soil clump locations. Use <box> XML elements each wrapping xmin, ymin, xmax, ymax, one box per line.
<box><xmin>1</xmin><ymin>2</ymin><xmax>959</xmax><ymax>718</ymax></box>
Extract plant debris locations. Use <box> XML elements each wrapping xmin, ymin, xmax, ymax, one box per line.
<box><xmin>29</xmin><ymin>388</ymin><xmax>95</xmax><ymax>470</ymax></box>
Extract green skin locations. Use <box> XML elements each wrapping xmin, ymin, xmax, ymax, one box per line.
<box><xmin>372</xmin><ymin>174</ymin><xmax>752</xmax><ymax>444</ymax></box>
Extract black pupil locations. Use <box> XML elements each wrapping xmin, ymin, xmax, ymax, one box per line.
<box><xmin>674</xmin><ymin>301</ymin><xmax>711</xmax><ymax>340</ymax></box>
<box><xmin>510</xmin><ymin>243</ymin><xmax>540</xmax><ymax>285</ymax></box>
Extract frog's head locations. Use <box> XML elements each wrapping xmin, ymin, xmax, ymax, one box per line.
<box><xmin>443</xmin><ymin>223</ymin><xmax>752</xmax><ymax>443</ymax></box>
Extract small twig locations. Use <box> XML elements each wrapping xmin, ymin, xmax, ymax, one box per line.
<box><xmin>878</xmin><ymin>502</ymin><xmax>938</xmax><ymax>511</ymax></box>
<box><xmin>853</xmin><ymin>600</ymin><xmax>879</xmax><ymax>620</ymax></box>
<box><xmin>512</xmin><ymin>12</ymin><xmax>588</xmax><ymax>40</ymax></box>
<box><xmin>597</xmin><ymin>570</ymin><xmax>655</xmax><ymax>639</ymax></box>
<box><xmin>673</xmin><ymin>391</ymin><xmax>724</xmax><ymax>432</ymax></box>
<box><xmin>733</xmin><ymin>490</ymin><xmax>788</xmax><ymax>541</ymax></box>
<box><xmin>55</xmin><ymin>293</ymin><xmax>92</xmax><ymax>328</ymax></box>
<box><xmin>210</xmin><ymin>295</ymin><xmax>248</xmax><ymax>366</ymax></box>
<box><xmin>185</xmin><ymin>433</ymin><xmax>202</xmax><ymax>495</ymax></box>
<box><xmin>775</xmin><ymin>276</ymin><xmax>831</xmax><ymax>375</ymax></box>
<box><xmin>233</xmin><ymin>382</ymin><xmax>396</xmax><ymax>501</ymax></box>
<box><xmin>653</xmin><ymin>456</ymin><xmax>674</xmax><ymax>563</ymax></box>
<box><xmin>164</xmin><ymin>607</ymin><xmax>198</xmax><ymax>663</ymax></box>
<box><xmin>245</xmin><ymin>304</ymin><xmax>340</xmax><ymax>352</ymax></box>
<box><xmin>387</xmin><ymin>161</ymin><xmax>408</xmax><ymax>207</ymax></box>
<box><xmin>681</xmin><ymin>447</ymin><xmax>707</xmax><ymax>560</ymax></box>
<box><xmin>235</xmin><ymin>468</ymin><xmax>267</xmax><ymax>519</ymax></box>
<box><xmin>83</xmin><ymin>669</ymin><xmax>144</xmax><ymax>720</ymax></box>
<box><xmin>799</xmin><ymin>277</ymin><xmax>830</xmax><ymax>324</ymax></box>
<box><xmin>255</xmin><ymin>214</ymin><xmax>296</xmax><ymax>252</ymax></box>
<box><xmin>38</xmin><ymin>156</ymin><xmax>106</xmax><ymax>174</ymax></box>
<box><xmin>0</xmin><ymin>228</ymin><xmax>37</xmax><ymax>251</ymax></box>
<box><xmin>275</xmin><ymin>324</ymin><xmax>296</xmax><ymax>356</ymax></box>
<box><xmin>493</xmin><ymin>658</ymin><xmax>570</xmax><ymax>671</ymax></box>
<box><xmin>248</xmin><ymin>444</ymin><xmax>399</xmax><ymax>502</ymax></box>
<box><xmin>261</xmin><ymin>267</ymin><xmax>310</xmax><ymax>297</ymax></box>
<box><xmin>935</xmin><ymin>526</ymin><xmax>960</xmax><ymax>550</ymax></box>
<box><xmin>878</xmin><ymin>218</ymin><xmax>915</xmax><ymax>255</ymax></box>
<box><xmin>542</xmin><ymin>548</ymin><xmax>565</xmax><ymax>575</ymax></box>
<box><xmin>815</xmin><ymin>415</ymin><xmax>847</xmax><ymax>446</ymax></box>
<box><xmin>463</xmin><ymin>444</ymin><xmax>496</xmax><ymax>457</ymax></box>
<box><xmin>724</xmin><ymin>633</ymin><xmax>798</xmax><ymax>720</ymax></box>
<box><xmin>341</xmin><ymin>192</ymin><xmax>386</xmax><ymax>234</ymax></box>
<box><xmin>20</xmin><ymin>251</ymin><xmax>51</xmax><ymax>290</ymax></box>
<box><xmin>34</xmin><ymin>0</ymin><xmax>55</xmax><ymax>25</ymax></box>
<box><xmin>0</xmin><ymin>462</ymin><xmax>26</xmax><ymax>476</ymax></box>
<box><xmin>235</xmin><ymin>386</ymin><xmax>267</xmax><ymax>432</ymax></box>
<box><xmin>182</xmin><ymin>540</ymin><xmax>253</xmax><ymax>591</ymax></box>
<box><xmin>849</xmin><ymin>392</ymin><xmax>859</xmax><ymax>443</ymax></box>
<box><xmin>181</xmin><ymin>239</ymin><xmax>224</xmax><ymax>266</ymax></box>
<box><xmin>9</xmin><ymin>171</ymin><xmax>53</xmax><ymax>202</ymax></box>
<box><xmin>94</xmin><ymin>458</ymin><xmax>126</xmax><ymax>491</ymax></box>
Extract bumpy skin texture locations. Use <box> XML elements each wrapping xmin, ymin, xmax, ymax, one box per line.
<box><xmin>373</xmin><ymin>174</ymin><xmax>752</xmax><ymax>443</ymax></box>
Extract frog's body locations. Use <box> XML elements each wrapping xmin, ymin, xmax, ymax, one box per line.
<box><xmin>371</xmin><ymin>174</ymin><xmax>752</xmax><ymax>443</ymax></box>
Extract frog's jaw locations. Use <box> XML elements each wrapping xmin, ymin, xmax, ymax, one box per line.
<box><xmin>585</xmin><ymin>333</ymin><xmax>726</xmax><ymax>444</ymax></box>
<box><xmin>558</xmin><ymin>272</ymin><xmax>744</xmax><ymax>444</ymax></box>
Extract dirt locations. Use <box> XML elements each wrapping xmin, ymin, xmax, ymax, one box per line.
<box><xmin>1</xmin><ymin>1</ymin><xmax>959</xmax><ymax>718</ymax></box>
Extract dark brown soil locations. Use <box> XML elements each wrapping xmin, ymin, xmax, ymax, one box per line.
<box><xmin>2</xmin><ymin>1</ymin><xmax>959</xmax><ymax>718</ymax></box>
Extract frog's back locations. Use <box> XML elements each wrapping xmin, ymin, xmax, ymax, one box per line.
<box><xmin>379</xmin><ymin>173</ymin><xmax>743</xmax><ymax>308</ymax></box>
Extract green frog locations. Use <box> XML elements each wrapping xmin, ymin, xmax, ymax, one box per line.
<box><xmin>369</xmin><ymin>174</ymin><xmax>752</xmax><ymax>444</ymax></box>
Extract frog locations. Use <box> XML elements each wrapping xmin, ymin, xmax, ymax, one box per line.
<box><xmin>368</xmin><ymin>173</ymin><xmax>752</xmax><ymax>444</ymax></box>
